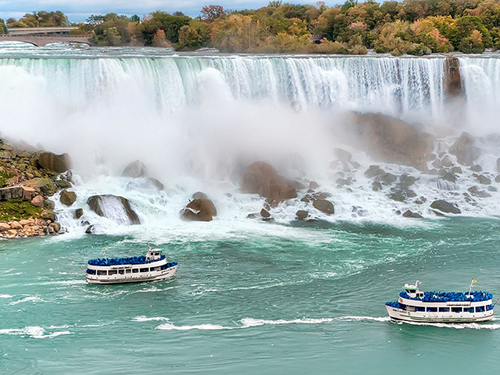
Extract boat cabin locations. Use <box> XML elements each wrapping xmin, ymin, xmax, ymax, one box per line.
<box><xmin>404</xmin><ymin>283</ymin><xmax>424</xmax><ymax>299</ymax></box>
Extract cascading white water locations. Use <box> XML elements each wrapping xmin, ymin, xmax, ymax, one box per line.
<box><xmin>0</xmin><ymin>49</ymin><xmax>498</xmax><ymax>235</ymax></box>
<box><xmin>459</xmin><ymin>56</ymin><xmax>500</xmax><ymax>134</ymax></box>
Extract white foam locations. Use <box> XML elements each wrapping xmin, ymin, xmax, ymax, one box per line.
<box><xmin>0</xmin><ymin>326</ymin><xmax>72</xmax><ymax>338</ymax></box>
<box><xmin>9</xmin><ymin>296</ymin><xmax>44</xmax><ymax>305</ymax></box>
<box><xmin>0</xmin><ymin>294</ymin><xmax>12</xmax><ymax>298</ymax></box>
<box><xmin>132</xmin><ymin>316</ymin><xmax>170</xmax><ymax>322</ymax></box>
<box><xmin>156</xmin><ymin>323</ymin><xmax>230</xmax><ymax>331</ymax></box>
<box><xmin>397</xmin><ymin>320</ymin><xmax>500</xmax><ymax>330</ymax></box>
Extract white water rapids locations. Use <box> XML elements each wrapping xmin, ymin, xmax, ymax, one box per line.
<box><xmin>0</xmin><ymin>49</ymin><xmax>499</xmax><ymax>236</ymax></box>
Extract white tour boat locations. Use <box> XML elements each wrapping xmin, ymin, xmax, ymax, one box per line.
<box><xmin>385</xmin><ymin>281</ymin><xmax>495</xmax><ymax>323</ymax></box>
<box><xmin>85</xmin><ymin>248</ymin><xmax>178</xmax><ymax>284</ymax></box>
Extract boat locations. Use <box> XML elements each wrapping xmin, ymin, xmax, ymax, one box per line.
<box><xmin>385</xmin><ymin>280</ymin><xmax>495</xmax><ymax>323</ymax></box>
<box><xmin>85</xmin><ymin>247</ymin><xmax>178</xmax><ymax>284</ymax></box>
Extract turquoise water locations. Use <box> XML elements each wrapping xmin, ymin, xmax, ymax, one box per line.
<box><xmin>1</xmin><ymin>217</ymin><xmax>499</xmax><ymax>374</ymax></box>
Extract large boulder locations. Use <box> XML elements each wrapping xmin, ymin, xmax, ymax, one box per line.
<box><xmin>240</xmin><ymin>161</ymin><xmax>298</xmax><ymax>204</ymax></box>
<box><xmin>430</xmin><ymin>199</ymin><xmax>461</xmax><ymax>214</ymax></box>
<box><xmin>60</xmin><ymin>189</ymin><xmax>77</xmax><ymax>206</ymax></box>
<box><xmin>350</xmin><ymin>113</ymin><xmax>434</xmax><ymax>170</ymax></box>
<box><xmin>122</xmin><ymin>160</ymin><xmax>148</xmax><ymax>178</ymax></box>
<box><xmin>87</xmin><ymin>195</ymin><xmax>141</xmax><ymax>225</ymax></box>
<box><xmin>449</xmin><ymin>132</ymin><xmax>481</xmax><ymax>166</ymax></box>
<box><xmin>37</xmin><ymin>152</ymin><xmax>71</xmax><ymax>173</ymax></box>
<box><xmin>313</xmin><ymin>199</ymin><xmax>335</xmax><ymax>215</ymax></box>
<box><xmin>180</xmin><ymin>198</ymin><xmax>217</xmax><ymax>222</ymax></box>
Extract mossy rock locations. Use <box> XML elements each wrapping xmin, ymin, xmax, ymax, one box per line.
<box><xmin>0</xmin><ymin>199</ymin><xmax>43</xmax><ymax>221</ymax></box>
<box><xmin>22</xmin><ymin>178</ymin><xmax>56</xmax><ymax>197</ymax></box>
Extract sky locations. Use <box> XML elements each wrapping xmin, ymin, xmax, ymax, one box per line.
<box><xmin>0</xmin><ymin>0</ymin><xmax>341</xmax><ymax>23</ymax></box>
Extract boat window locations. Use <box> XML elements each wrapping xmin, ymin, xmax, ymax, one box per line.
<box><xmin>108</xmin><ymin>270</ymin><xmax>117</xmax><ymax>275</ymax></box>
<box><xmin>439</xmin><ymin>307</ymin><xmax>450</xmax><ymax>312</ymax></box>
<box><xmin>415</xmin><ymin>307</ymin><xmax>425</xmax><ymax>312</ymax></box>
<box><xmin>427</xmin><ymin>307</ymin><xmax>437</xmax><ymax>312</ymax></box>
<box><xmin>132</xmin><ymin>269</ymin><xmax>139</xmax><ymax>274</ymax></box>
<box><xmin>452</xmin><ymin>307</ymin><xmax>462</xmax><ymax>313</ymax></box>
<box><xmin>126</xmin><ymin>269</ymin><xmax>131</xmax><ymax>274</ymax></box>
<box><xmin>97</xmin><ymin>270</ymin><xmax>107</xmax><ymax>276</ymax></box>
<box><xmin>475</xmin><ymin>306</ymin><xmax>484</xmax><ymax>313</ymax></box>
<box><xmin>140</xmin><ymin>268</ymin><xmax>148</xmax><ymax>273</ymax></box>
<box><xmin>118</xmin><ymin>270</ymin><xmax>124</xmax><ymax>275</ymax></box>
<box><xmin>465</xmin><ymin>307</ymin><xmax>474</xmax><ymax>313</ymax></box>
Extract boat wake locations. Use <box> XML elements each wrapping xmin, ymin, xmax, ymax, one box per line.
<box><xmin>395</xmin><ymin>320</ymin><xmax>500</xmax><ymax>330</ymax></box>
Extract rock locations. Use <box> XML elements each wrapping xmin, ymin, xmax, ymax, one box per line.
<box><xmin>312</xmin><ymin>199</ymin><xmax>334</xmax><ymax>215</ymax></box>
<box><xmin>430</xmin><ymin>200</ymin><xmax>461</xmax><ymax>214</ymax></box>
<box><xmin>74</xmin><ymin>208</ymin><xmax>84</xmax><ymax>219</ymax></box>
<box><xmin>477</xmin><ymin>175</ymin><xmax>491</xmax><ymax>185</ymax></box>
<box><xmin>365</xmin><ymin>165</ymin><xmax>385</xmax><ymax>178</ymax></box>
<box><xmin>55</xmin><ymin>179</ymin><xmax>72</xmax><ymax>189</ymax></box>
<box><xmin>85</xmin><ymin>225</ymin><xmax>95</xmax><ymax>234</ymax></box>
<box><xmin>496</xmin><ymin>175</ymin><xmax>500</xmax><ymax>183</ymax></box>
<box><xmin>87</xmin><ymin>195</ymin><xmax>141</xmax><ymax>225</ymax></box>
<box><xmin>21</xmin><ymin>178</ymin><xmax>56</xmax><ymax>197</ymax></box>
<box><xmin>122</xmin><ymin>160</ymin><xmax>147</xmax><ymax>178</ymax></box>
<box><xmin>240</xmin><ymin>161</ymin><xmax>298</xmax><ymax>204</ymax></box>
<box><xmin>260</xmin><ymin>208</ymin><xmax>271</xmax><ymax>218</ymax></box>
<box><xmin>336</xmin><ymin>177</ymin><xmax>351</xmax><ymax>186</ymax></box>
<box><xmin>470</xmin><ymin>164</ymin><xmax>482</xmax><ymax>172</ymax></box>
<box><xmin>468</xmin><ymin>186</ymin><xmax>491</xmax><ymax>198</ymax></box>
<box><xmin>349</xmin><ymin>161</ymin><xmax>361</xmax><ymax>169</ymax></box>
<box><xmin>246</xmin><ymin>213</ymin><xmax>258</xmax><ymax>219</ymax></box>
<box><xmin>60</xmin><ymin>189</ymin><xmax>77</xmax><ymax>206</ymax></box>
<box><xmin>399</xmin><ymin>174</ymin><xmax>416</xmax><ymax>187</ymax></box>
<box><xmin>37</xmin><ymin>152</ymin><xmax>71</xmax><ymax>173</ymax></box>
<box><xmin>148</xmin><ymin>178</ymin><xmax>164</xmax><ymax>191</ymax></box>
<box><xmin>0</xmin><ymin>223</ymin><xmax>10</xmax><ymax>231</ymax></box>
<box><xmin>49</xmin><ymin>222</ymin><xmax>61</xmax><ymax>233</ymax></box>
<box><xmin>10</xmin><ymin>221</ymin><xmax>22</xmax><ymax>229</ymax></box>
<box><xmin>296</xmin><ymin>210</ymin><xmax>308</xmax><ymax>220</ymax></box>
<box><xmin>309</xmin><ymin>181</ymin><xmax>319</xmax><ymax>190</ymax></box>
<box><xmin>31</xmin><ymin>195</ymin><xmax>44</xmax><ymax>208</ymax></box>
<box><xmin>441</xmin><ymin>172</ymin><xmax>457</xmax><ymax>183</ymax></box>
<box><xmin>449</xmin><ymin>132</ymin><xmax>481</xmax><ymax>166</ymax></box>
<box><xmin>180</xmin><ymin>198</ymin><xmax>217</xmax><ymax>222</ymax></box>
<box><xmin>333</xmin><ymin>148</ymin><xmax>352</xmax><ymax>163</ymax></box>
<box><xmin>380</xmin><ymin>173</ymin><xmax>397</xmax><ymax>185</ymax></box>
<box><xmin>451</xmin><ymin>166</ymin><xmax>463</xmax><ymax>175</ymax></box>
<box><xmin>350</xmin><ymin>113</ymin><xmax>434</xmax><ymax>170</ymax></box>
<box><xmin>42</xmin><ymin>210</ymin><xmax>56</xmax><ymax>221</ymax></box>
<box><xmin>372</xmin><ymin>181</ymin><xmax>382</xmax><ymax>191</ymax></box>
<box><xmin>192</xmin><ymin>192</ymin><xmax>208</xmax><ymax>200</ymax></box>
<box><xmin>390</xmin><ymin>192</ymin><xmax>406</xmax><ymax>202</ymax></box>
<box><xmin>403</xmin><ymin>210</ymin><xmax>423</xmax><ymax>218</ymax></box>
<box><xmin>44</xmin><ymin>199</ymin><xmax>55</xmax><ymax>210</ymax></box>
<box><xmin>497</xmin><ymin>158</ymin><xmax>500</xmax><ymax>173</ymax></box>
<box><xmin>489</xmin><ymin>186</ymin><xmax>498</xmax><ymax>192</ymax></box>
<box><xmin>0</xmin><ymin>186</ymin><xmax>23</xmax><ymax>201</ymax></box>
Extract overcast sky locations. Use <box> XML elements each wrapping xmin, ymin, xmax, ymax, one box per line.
<box><xmin>0</xmin><ymin>0</ymin><xmax>343</xmax><ymax>22</ymax></box>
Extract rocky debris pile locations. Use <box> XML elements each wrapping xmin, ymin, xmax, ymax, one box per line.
<box><xmin>0</xmin><ymin>218</ymin><xmax>60</xmax><ymax>239</ymax></box>
<box><xmin>0</xmin><ymin>141</ymin><xmax>70</xmax><ymax>237</ymax></box>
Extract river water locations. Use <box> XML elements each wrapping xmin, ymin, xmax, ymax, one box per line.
<box><xmin>1</xmin><ymin>43</ymin><xmax>500</xmax><ymax>374</ymax></box>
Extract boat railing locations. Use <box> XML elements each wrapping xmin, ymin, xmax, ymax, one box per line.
<box><xmin>399</xmin><ymin>291</ymin><xmax>493</xmax><ymax>302</ymax></box>
<box><xmin>88</xmin><ymin>254</ymin><xmax>166</xmax><ymax>267</ymax></box>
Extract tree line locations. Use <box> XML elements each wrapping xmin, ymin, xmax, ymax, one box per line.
<box><xmin>3</xmin><ymin>1</ymin><xmax>500</xmax><ymax>55</ymax></box>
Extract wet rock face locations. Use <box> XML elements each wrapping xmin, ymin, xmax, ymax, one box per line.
<box><xmin>240</xmin><ymin>161</ymin><xmax>299</xmax><ymax>204</ymax></box>
<box><xmin>449</xmin><ymin>132</ymin><xmax>481</xmax><ymax>166</ymax></box>
<box><xmin>180</xmin><ymin>198</ymin><xmax>217</xmax><ymax>222</ymax></box>
<box><xmin>430</xmin><ymin>199</ymin><xmax>461</xmax><ymax>214</ymax></box>
<box><xmin>87</xmin><ymin>195</ymin><xmax>141</xmax><ymax>225</ymax></box>
<box><xmin>313</xmin><ymin>199</ymin><xmax>334</xmax><ymax>215</ymax></box>
<box><xmin>350</xmin><ymin>113</ymin><xmax>434</xmax><ymax>170</ymax></box>
<box><xmin>443</xmin><ymin>56</ymin><xmax>463</xmax><ymax>98</ymax></box>
<box><xmin>60</xmin><ymin>189</ymin><xmax>77</xmax><ymax>206</ymax></box>
<box><xmin>37</xmin><ymin>152</ymin><xmax>71</xmax><ymax>173</ymax></box>
<box><xmin>122</xmin><ymin>160</ymin><xmax>148</xmax><ymax>178</ymax></box>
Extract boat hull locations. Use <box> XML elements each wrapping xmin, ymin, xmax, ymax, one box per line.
<box><xmin>86</xmin><ymin>265</ymin><xmax>177</xmax><ymax>285</ymax></box>
<box><xmin>386</xmin><ymin>305</ymin><xmax>495</xmax><ymax>323</ymax></box>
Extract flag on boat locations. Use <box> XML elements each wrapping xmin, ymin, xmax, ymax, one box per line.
<box><xmin>472</xmin><ymin>279</ymin><xmax>477</xmax><ymax>283</ymax></box>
